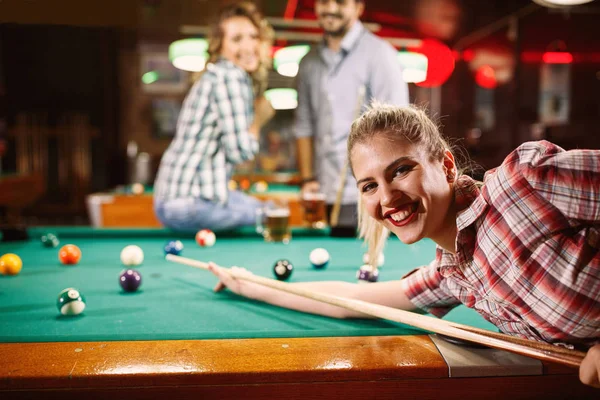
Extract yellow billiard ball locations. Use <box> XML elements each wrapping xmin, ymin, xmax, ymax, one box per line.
<box><xmin>0</xmin><ymin>253</ymin><xmax>23</xmax><ymax>276</ymax></box>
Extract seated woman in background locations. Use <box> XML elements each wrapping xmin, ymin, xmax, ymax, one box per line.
<box><xmin>153</xmin><ymin>1</ymin><xmax>275</xmax><ymax>232</ymax></box>
<box><xmin>209</xmin><ymin>103</ymin><xmax>600</xmax><ymax>388</ymax></box>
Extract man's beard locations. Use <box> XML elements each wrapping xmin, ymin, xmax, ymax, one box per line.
<box><xmin>319</xmin><ymin>15</ymin><xmax>350</xmax><ymax>37</ymax></box>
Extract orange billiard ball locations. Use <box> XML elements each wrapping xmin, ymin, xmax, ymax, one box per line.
<box><xmin>240</xmin><ymin>179</ymin><xmax>251</xmax><ymax>191</ymax></box>
<box><xmin>0</xmin><ymin>253</ymin><xmax>23</xmax><ymax>276</ymax></box>
<box><xmin>59</xmin><ymin>244</ymin><xmax>81</xmax><ymax>265</ymax></box>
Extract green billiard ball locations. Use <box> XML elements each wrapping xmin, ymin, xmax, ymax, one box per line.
<box><xmin>41</xmin><ymin>234</ymin><xmax>59</xmax><ymax>248</ymax></box>
<box><xmin>56</xmin><ymin>288</ymin><xmax>86</xmax><ymax>316</ymax></box>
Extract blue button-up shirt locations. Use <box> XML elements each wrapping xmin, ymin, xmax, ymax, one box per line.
<box><xmin>295</xmin><ymin>21</ymin><xmax>409</xmax><ymax>204</ymax></box>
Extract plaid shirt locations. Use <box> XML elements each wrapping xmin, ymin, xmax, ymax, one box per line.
<box><xmin>154</xmin><ymin>59</ymin><xmax>258</xmax><ymax>204</ymax></box>
<box><xmin>401</xmin><ymin>141</ymin><xmax>600</xmax><ymax>347</ymax></box>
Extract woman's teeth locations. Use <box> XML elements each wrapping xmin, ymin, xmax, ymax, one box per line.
<box><xmin>390</xmin><ymin>209</ymin><xmax>412</xmax><ymax>222</ymax></box>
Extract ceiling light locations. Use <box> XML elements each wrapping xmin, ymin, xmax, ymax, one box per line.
<box><xmin>169</xmin><ymin>39</ymin><xmax>208</xmax><ymax>72</ymax></box>
<box><xmin>533</xmin><ymin>0</ymin><xmax>594</xmax><ymax>7</ymax></box>
<box><xmin>264</xmin><ymin>88</ymin><xmax>298</xmax><ymax>110</ymax></box>
<box><xmin>397</xmin><ymin>51</ymin><xmax>428</xmax><ymax>83</ymax></box>
<box><xmin>273</xmin><ymin>45</ymin><xmax>311</xmax><ymax>77</ymax></box>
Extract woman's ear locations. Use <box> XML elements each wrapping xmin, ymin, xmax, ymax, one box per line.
<box><xmin>442</xmin><ymin>150</ymin><xmax>457</xmax><ymax>183</ymax></box>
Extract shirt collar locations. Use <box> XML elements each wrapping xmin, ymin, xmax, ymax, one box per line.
<box><xmin>454</xmin><ymin>175</ymin><xmax>487</xmax><ymax>230</ymax></box>
<box><xmin>340</xmin><ymin>21</ymin><xmax>364</xmax><ymax>53</ymax></box>
<box><xmin>214</xmin><ymin>57</ymin><xmax>245</xmax><ymax>73</ymax></box>
<box><xmin>319</xmin><ymin>21</ymin><xmax>365</xmax><ymax>54</ymax></box>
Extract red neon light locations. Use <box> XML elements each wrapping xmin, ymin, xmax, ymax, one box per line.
<box><xmin>284</xmin><ymin>0</ymin><xmax>299</xmax><ymax>20</ymax></box>
<box><xmin>462</xmin><ymin>49</ymin><xmax>475</xmax><ymax>62</ymax></box>
<box><xmin>542</xmin><ymin>52</ymin><xmax>573</xmax><ymax>64</ymax></box>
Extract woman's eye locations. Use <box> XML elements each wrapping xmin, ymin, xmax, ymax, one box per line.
<box><xmin>393</xmin><ymin>165</ymin><xmax>413</xmax><ymax>177</ymax></box>
<box><xmin>361</xmin><ymin>183</ymin><xmax>376</xmax><ymax>193</ymax></box>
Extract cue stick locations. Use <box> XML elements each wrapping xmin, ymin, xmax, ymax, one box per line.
<box><xmin>329</xmin><ymin>85</ymin><xmax>366</xmax><ymax>227</ymax></box>
<box><xmin>166</xmin><ymin>254</ymin><xmax>586</xmax><ymax>368</ymax></box>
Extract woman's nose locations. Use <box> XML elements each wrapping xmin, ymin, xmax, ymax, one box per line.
<box><xmin>379</xmin><ymin>183</ymin><xmax>398</xmax><ymax>207</ymax></box>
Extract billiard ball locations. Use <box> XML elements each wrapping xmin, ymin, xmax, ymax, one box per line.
<box><xmin>228</xmin><ymin>179</ymin><xmax>238</xmax><ymax>191</ymax></box>
<box><xmin>41</xmin><ymin>233</ymin><xmax>60</xmax><ymax>248</ymax></box>
<box><xmin>131</xmin><ymin>182</ymin><xmax>144</xmax><ymax>195</ymax></box>
<box><xmin>195</xmin><ymin>229</ymin><xmax>216</xmax><ymax>247</ymax></box>
<box><xmin>309</xmin><ymin>248</ymin><xmax>330</xmax><ymax>269</ymax></box>
<box><xmin>0</xmin><ymin>253</ymin><xmax>23</xmax><ymax>276</ymax></box>
<box><xmin>164</xmin><ymin>240</ymin><xmax>184</xmax><ymax>256</ymax></box>
<box><xmin>240</xmin><ymin>178</ymin><xmax>251</xmax><ymax>191</ymax></box>
<box><xmin>253</xmin><ymin>180</ymin><xmax>268</xmax><ymax>193</ymax></box>
<box><xmin>120</xmin><ymin>245</ymin><xmax>144</xmax><ymax>266</ymax></box>
<box><xmin>356</xmin><ymin>264</ymin><xmax>379</xmax><ymax>283</ymax></box>
<box><xmin>362</xmin><ymin>252</ymin><xmax>385</xmax><ymax>267</ymax></box>
<box><xmin>57</xmin><ymin>288</ymin><xmax>86</xmax><ymax>316</ymax></box>
<box><xmin>119</xmin><ymin>269</ymin><xmax>142</xmax><ymax>292</ymax></box>
<box><xmin>59</xmin><ymin>244</ymin><xmax>81</xmax><ymax>265</ymax></box>
<box><xmin>273</xmin><ymin>259</ymin><xmax>293</xmax><ymax>281</ymax></box>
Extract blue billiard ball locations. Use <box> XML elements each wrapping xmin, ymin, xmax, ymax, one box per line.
<box><xmin>164</xmin><ymin>240</ymin><xmax>184</xmax><ymax>256</ymax></box>
<box><xmin>119</xmin><ymin>269</ymin><xmax>142</xmax><ymax>292</ymax></box>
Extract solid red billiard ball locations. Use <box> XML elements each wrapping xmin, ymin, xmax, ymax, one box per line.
<box><xmin>59</xmin><ymin>244</ymin><xmax>81</xmax><ymax>265</ymax></box>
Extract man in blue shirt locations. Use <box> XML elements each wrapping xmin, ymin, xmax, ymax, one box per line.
<box><xmin>295</xmin><ymin>0</ymin><xmax>409</xmax><ymax>237</ymax></box>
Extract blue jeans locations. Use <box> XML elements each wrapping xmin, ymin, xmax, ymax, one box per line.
<box><xmin>154</xmin><ymin>191</ymin><xmax>265</xmax><ymax>233</ymax></box>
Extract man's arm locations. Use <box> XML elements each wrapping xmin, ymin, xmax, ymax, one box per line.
<box><xmin>294</xmin><ymin>57</ymin><xmax>318</xmax><ymax>188</ymax></box>
<box><xmin>369</xmin><ymin>41</ymin><xmax>409</xmax><ymax>106</ymax></box>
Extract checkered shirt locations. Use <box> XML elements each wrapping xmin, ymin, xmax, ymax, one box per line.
<box><xmin>154</xmin><ymin>59</ymin><xmax>257</xmax><ymax>204</ymax></box>
<box><xmin>401</xmin><ymin>140</ymin><xmax>600</xmax><ymax>347</ymax></box>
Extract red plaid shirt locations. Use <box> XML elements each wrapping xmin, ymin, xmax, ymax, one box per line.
<box><xmin>401</xmin><ymin>141</ymin><xmax>600</xmax><ymax>347</ymax></box>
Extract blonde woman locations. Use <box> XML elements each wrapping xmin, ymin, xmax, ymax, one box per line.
<box><xmin>154</xmin><ymin>2</ymin><xmax>275</xmax><ymax>232</ymax></box>
<box><xmin>209</xmin><ymin>104</ymin><xmax>600</xmax><ymax>388</ymax></box>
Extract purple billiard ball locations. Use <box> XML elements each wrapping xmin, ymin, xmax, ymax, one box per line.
<box><xmin>356</xmin><ymin>264</ymin><xmax>379</xmax><ymax>283</ymax></box>
<box><xmin>119</xmin><ymin>269</ymin><xmax>142</xmax><ymax>292</ymax></box>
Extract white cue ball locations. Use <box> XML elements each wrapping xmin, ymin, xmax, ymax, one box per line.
<box><xmin>120</xmin><ymin>245</ymin><xmax>144</xmax><ymax>266</ymax></box>
<box><xmin>309</xmin><ymin>247</ymin><xmax>330</xmax><ymax>269</ymax></box>
<box><xmin>362</xmin><ymin>252</ymin><xmax>385</xmax><ymax>267</ymax></box>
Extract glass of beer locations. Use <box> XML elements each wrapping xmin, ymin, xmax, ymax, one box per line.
<box><xmin>256</xmin><ymin>203</ymin><xmax>291</xmax><ymax>244</ymax></box>
<box><xmin>302</xmin><ymin>192</ymin><xmax>327</xmax><ymax>229</ymax></box>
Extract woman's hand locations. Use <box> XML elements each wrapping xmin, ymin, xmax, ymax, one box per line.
<box><xmin>208</xmin><ymin>262</ymin><xmax>262</xmax><ymax>300</ymax></box>
<box><xmin>580</xmin><ymin>343</ymin><xmax>600</xmax><ymax>388</ymax></box>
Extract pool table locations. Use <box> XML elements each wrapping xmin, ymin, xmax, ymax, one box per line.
<box><xmin>86</xmin><ymin>183</ymin><xmax>304</xmax><ymax>228</ymax></box>
<box><xmin>0</xmin><ymin>227</ymin><xmax>596</xmax><ymax>399</ymax></box>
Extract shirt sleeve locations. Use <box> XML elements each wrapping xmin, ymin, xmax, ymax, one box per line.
<box><xmin>368</xmin><ymin>42</ymin><xmax>409</xmax><ymax>106</ymax></box>
<box><xmin>294</xmin><ymin>56</ymin><xmax>313</xmax><ymax>139</ymax></box>
<box><xmin>214</xmin><ymin>68</ymin><xmax>259</xmax><ymax>164</ymax></box>
<box><xmin>400</xmin><ymin>258</ymin><xmax>461</xmax><ymax>318</ymax></box>
<box><xmin>499</xmin><ymin>140</ymin><xmax>600</xmax><ymax>223</ymax></box>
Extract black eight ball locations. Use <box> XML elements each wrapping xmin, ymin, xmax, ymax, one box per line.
<box><xmin>273</xmin><ymin>259</ymin><xmax>293</xmax><ymax>281</ymax></box>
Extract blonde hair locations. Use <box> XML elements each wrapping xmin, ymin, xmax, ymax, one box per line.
<box><xmin>348</xmin><ymin>103</ymin><xmax>453</xmax><ymax>267</ymax></box>
<box><xmin>193</xmin><ymin>1</ymin><xmax>273</xmax><ymax>95</ymax></box>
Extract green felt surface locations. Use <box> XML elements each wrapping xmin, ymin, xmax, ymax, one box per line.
<box><xmin>0</xmin><ymin>227</ymin><xmax>497</xmax><ymax>343</ymax></box>
<box><xmin>111</xmin><ymin>183</ymin><xmax>299</xmax><ymax>196</ymax></box>
<box><xmin>249</xmin><ymin>183</ymin><xmax>300</xmax><ymax>195</ymax></box>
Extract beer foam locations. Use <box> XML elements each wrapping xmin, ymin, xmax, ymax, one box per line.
<box><xmin>265</xmin><ymin>208</ymin><xmax>290</xmax><ymax>217</ymax></box>
<box><xmin>302</xmin><ymin>192</ymin><xmax>326</xmax><ymax>201</ymax></box>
